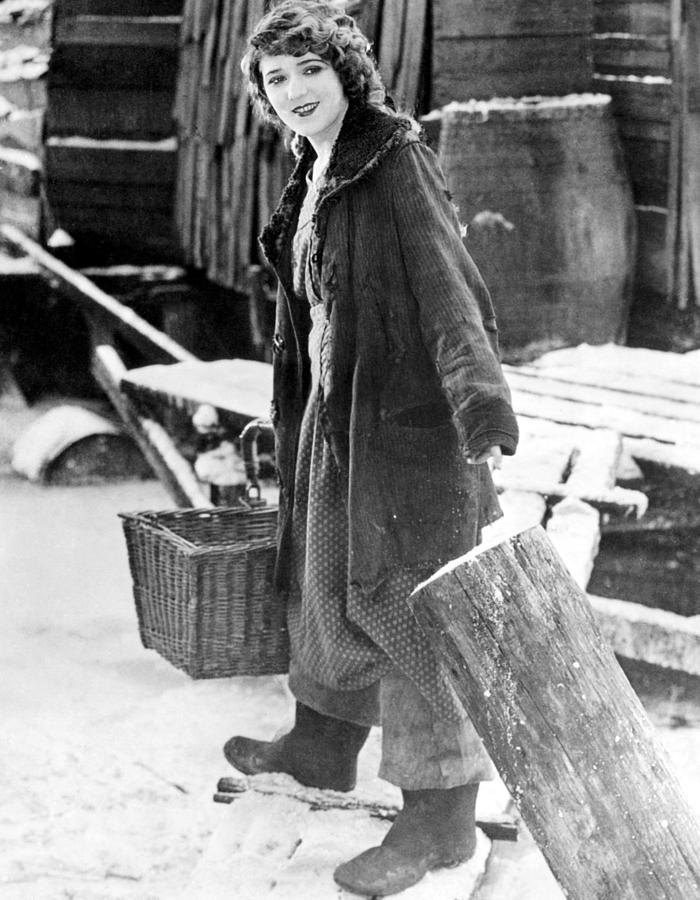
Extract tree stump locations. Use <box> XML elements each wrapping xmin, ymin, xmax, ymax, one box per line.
<box><xmin>410</xmin><ymin>524</ymin><xmax>700</xmax><ymax>899</ymax></box>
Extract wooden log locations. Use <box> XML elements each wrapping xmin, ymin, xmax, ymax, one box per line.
<box><xmin>0</xmin><ymin>224</ymin><xmax>195</xmax><ymax>365</ymax></box>
<box><xmin>410</xmin><ymin>525</ymin><xmax>700</xmax><ymax>899</ymax></box>
<box><xmin>91</xmin><ymin>342</ymin><xmax>211</xmax><ymax>509</ymax></box>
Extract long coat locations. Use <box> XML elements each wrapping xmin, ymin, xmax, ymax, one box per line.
<box><xmin>260</xmin><ymin>101</ymin><xmax>519</xmax><ymax>604</ymax></box>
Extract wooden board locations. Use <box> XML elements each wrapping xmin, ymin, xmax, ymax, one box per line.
<box><xmin>432</xmin><ymin>35</ymin><xmax>592</xmax><ymax>106</ymax></box>
<box><xmin>45</xmin><ymin>137</ymin><xmax>177</xmax><ymax>184</ymax></box>
<box><xmin>48</xmin><ymin>44</ymin><xmax>179</xmax><ymax>90</ymax></box>
<box><xmin>46</xmin><ymin>88</ymin><xmax>175</xmax><ymax>140</ymax></box>
<box><xmin>54</xmin><ymin>15</ymin><xmax>181</xmax><ymax>48</ymax></box>
<box><xmin>120</xmin><ymin>359</ymin><xmax>273</xmax><ymax>424</ymax></box>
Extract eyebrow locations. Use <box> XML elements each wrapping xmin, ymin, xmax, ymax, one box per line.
<box><xmin>262</xmin><ymin>56</ymin><xmax>326</xmax><ymax>77</ymax></box>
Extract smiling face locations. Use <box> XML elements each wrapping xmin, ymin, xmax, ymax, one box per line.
<box><xmin>259</xmin><ymin>51</ymin><xmax>348</xmax><ymax>152</ymax></box>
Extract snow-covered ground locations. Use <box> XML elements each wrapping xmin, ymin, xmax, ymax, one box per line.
<box><xmin>1</xmin><ymin>401</ymin><xmax>699</xmax><ymax>899</ymax></box>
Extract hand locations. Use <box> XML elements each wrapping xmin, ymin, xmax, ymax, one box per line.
<box><xmin>466</xmin><ymin>445</ymin><xmax>503</xmax><ymax>469</ymax></box>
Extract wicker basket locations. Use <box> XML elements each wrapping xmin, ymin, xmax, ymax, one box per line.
<box><xmin>120</xmin><ymin>504</ymin><xmax>288</xmax><ymax>678</ymax></box>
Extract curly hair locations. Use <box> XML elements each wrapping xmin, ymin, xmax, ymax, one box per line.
<box><xmin>241</xmin><ymin>1</ymin><xmax>388</xmax><ymax>127</ymax></box>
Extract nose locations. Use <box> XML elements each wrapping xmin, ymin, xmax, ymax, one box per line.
<box><xmin>286</xmin><ymin>73</ymin><xmax>306</xmax><ymax>101</ymax></box>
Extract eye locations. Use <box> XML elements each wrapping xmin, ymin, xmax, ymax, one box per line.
<box><xmin>266</xmin><ymin>74</ymin><xmax>285</xmax><ymax>86</ymax></box>
<box><xmin>303</xmin><ymin>64</ymin><xmax>323</xmax><ymax>75</ymax></box>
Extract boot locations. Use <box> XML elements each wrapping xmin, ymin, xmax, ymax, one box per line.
<box><xmin>223</xmin><ymin>702</ymin><xmax>371</xmax><ymax>792</ymax></box>
<box><xmin>333</xmin><ymin>783</ymin><xmax>479</xmax><ymax>896</ymax></box>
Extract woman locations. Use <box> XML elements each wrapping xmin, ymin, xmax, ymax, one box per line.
<box><xmin>225</xmin><ymin>2</ymin><xmax>519</xmax><ymax>895</ymax></box>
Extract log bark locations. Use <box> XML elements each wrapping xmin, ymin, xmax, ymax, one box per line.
<box><xmin>410</xmin><ymin>525</ymin><xmax>700</xmax><ymax>900</ymax></box>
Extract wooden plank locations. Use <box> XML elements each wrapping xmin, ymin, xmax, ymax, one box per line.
<box><xmin>528</xmin><ymin>342</ymin><xmax>700</xmax><ymax>385</ymax></box>
<box><xmin>410</xmin><ymin>526</ymin><xmax>700</xmax><ymax>900</ymax></box>
<box><xmin>546</xmin><ymin>498</ymin><xmax>601</xmax><ymax>590</ymax></box>
<box><xmin>48</xmin><ymin>44</ymin><xmax>179</xmax><ymax>90</ymax></box>
<box><xmin>590</xmin><ymin>594</ymin><xmax>700</xmax><ymax>675</ymax></box>
<box><xmin>92</xmin><ymin>342</ymin><xmax>210</xmax><ymax>509</ymax></box>
<box><xmin>46</xmin><ymin>88</ymin><xmax>175</xmax><ymax>140</ymax></box>
<box><xmin>47</xmin><ymin>206</ymin><xmax>178</xmax><ymax>246</ymax></box>
<box><xmin>45</xmin><ymin>137</ymin><xmax>177</xmax><ymax>184</ymax></box>
<box><xmin>58</xmin><ymin>0</ymin><xmax>183</xmax><ymax>15</ymax></box>
<box><xmin>493</xmin><ymin>473</ymin><xmax>646</xmax><ymax>519</ymax></box>
<box><xmin>47</xmin><ymin>181</ymin><xmax>174</xmax><ymax>210</ymax></box>
<box><xmin>434</xmin><ymin>0</ymin><xmax>592</xmax><ymax>37</ymax></box>
<box><xmin>593</xmin><ymin>73</ymin><xmax>672</xmax><ymax>122</ymax></box>
<box><xmin>433</xmin><ymin>35</ymin><xmax>592</xmax><ymax>105</ymax></box>
<box><xmin>0</xmin><ymin>224</ymin><xmax>194</xmax><ymax>365</ymax></box>
<box><xmin>524</xmin><ymin>359</ymin><xmax>700</xmax><ymax>405</ymax></box>
<box><xmin>592</xmin><ymin>33</ymin><xmax>670</xmax><ymax>77</ymax></box>
<box><xmin>511</xmin><ymin>387</ymin><xmax>700</xmax><ymax>446</ymax></box>
<box><xmin>593</xmin><ymin>0</ymin><xmax>670</xmax><ymax>36</ymax></box>
<box><xmin>54</xmin><ymin>15</ymin><xmax>181</xmax><ymax>47</ymax></box>
<box><xmin>505</xmin><ymin>366</ymin><xmax>700</xmax><ymax>423</ymax></box>
<box><xmin>120</xmin><ymin>359</ymin><xmax>273</xmax><ymax>421</ymax></box>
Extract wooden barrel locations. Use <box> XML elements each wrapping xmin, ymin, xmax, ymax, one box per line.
<box><xmin>431</xmin><ymin>0</ymin><xmax>594</xmax><ymax>107</ymax></box>
<box><xmin>437</xmin><ymin>94</ymin><xmax>636</xmax><ymax>358</ymax></box>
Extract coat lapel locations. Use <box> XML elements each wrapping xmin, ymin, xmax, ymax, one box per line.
<box><xmin>259</xmin><ymin>102</ymin><xmax>416</xmax><ymax>273</ymax></box>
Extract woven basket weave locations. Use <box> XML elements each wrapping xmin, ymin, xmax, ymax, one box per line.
<box><xmin>120</xmin><ymin>504</ymin><xmax>287</xmax><ymax>678</ymax></box>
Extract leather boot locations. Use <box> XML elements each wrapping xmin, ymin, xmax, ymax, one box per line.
<box><xmin>223</xmin><ymin>702</ymin><xmax>371</xmax><ymax>792</ymax></box>
<box><xmin>333</xmin><ymin>783</ymin><xmax>479</xmax><ymax>896</ymax></box>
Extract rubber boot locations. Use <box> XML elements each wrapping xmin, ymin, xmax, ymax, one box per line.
<box><xmin>223</xmin><ymin>702</ymin><xmax>371</xmax><ymax>792</ymax></box>
<box><xmin>333</xmin><ymin>783</ymin><xmax>479</xmax><ymax>896</ymax></box>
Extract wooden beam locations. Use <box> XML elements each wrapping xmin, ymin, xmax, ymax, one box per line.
<box><xmin>410</xmin><ymin>526</ymin><xmax>700</xmax><ymax>899</ymax></box>
<box><xmin>590</xmin><ymin>594</ymin><xmax>700</xmax><ymax>676</ymax></box>
<box><xmin>0</xmin><ymin>224</ymin><xmax>195</xmax><ymax>364</ymax></box>
<box><xmin>91</xmin><ymin>342</ymin><xmax>211</xmax><ymax>509</ymax></box>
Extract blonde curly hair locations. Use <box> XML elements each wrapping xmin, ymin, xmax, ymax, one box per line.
<box><xmin>241</xmin><ymin>1</ymin><xmax>387</xmax><ymax>127</ymax></box>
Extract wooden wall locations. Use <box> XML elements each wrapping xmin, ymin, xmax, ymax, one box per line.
<box><xmin>593</xmin><ymin>0</ymin><xmax>700</xmax><ymax>322</ymax></box>
<box><xmin>44</xmin><ymin>0</ymin><xmax>184</xmax><ymax>263</ymax></box>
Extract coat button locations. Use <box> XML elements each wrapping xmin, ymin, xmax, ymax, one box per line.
<box><xmin>272</xmin><ymin>333</ymin><xmax>285</xmax><ymax>355</ymax></box>
<box><xmin>311</xmin><ymin>252</ymin><xmax>319</xmax><ymax>264</ymax></box>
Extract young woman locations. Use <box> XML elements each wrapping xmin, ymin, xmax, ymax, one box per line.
<box><xmin>225</xmin><ymin>2</ymin><xmax>519</xmax><ymax>894</ymax></box>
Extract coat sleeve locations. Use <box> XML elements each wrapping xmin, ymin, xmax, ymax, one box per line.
<box><xmin>389</xmin><ymin>138</ymin><xmax>519</xmax><ymax>457</ymax></box>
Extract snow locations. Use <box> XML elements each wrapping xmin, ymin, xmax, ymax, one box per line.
<box><xmin>2</xmin><ymin>401</ymin><xmax>700</xmax><ymax>899</ymax></box>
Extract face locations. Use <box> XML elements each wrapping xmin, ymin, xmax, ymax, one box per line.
<box><xmin>260</xmin><ymin>51</ymin><xmax>348</xmax><ymax>149</ymax></box>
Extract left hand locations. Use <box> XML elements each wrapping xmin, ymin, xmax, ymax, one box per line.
<box><xmin>466</xmin><ymin>445</ymin><xmax>502</xmax><ymax>469</ymax></box>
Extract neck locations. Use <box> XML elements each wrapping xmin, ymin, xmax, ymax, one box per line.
<box><xmin>307</xmin><ymin>98</ymin><xmax>349</xmax><ymax>174</ymax></box>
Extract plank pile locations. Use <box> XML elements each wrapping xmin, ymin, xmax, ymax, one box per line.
<box><xmin>44</xmin><ymin>0</ymin><xmax>184</xmax><ymax>262</ymax></box>
<box><xmin>494</xmin><ymin>342</ymin><xmax>700</xmax><ymax>676</ymax></box>
<box><xmin>173</xmin><ymin>0</ymin><xmax>290</xmax><ymax>291</ymax></box>
<box><xmin>593</xmin><ymin>0</ymin><xmax>700</xmax><ymax>318</ymax></box>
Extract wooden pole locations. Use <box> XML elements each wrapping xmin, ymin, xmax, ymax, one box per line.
<box><xmin>410</xmin><ymin>525</ymin><xmax>700</xmax><ymax>900</ymax></box>
<box><xmin>91</xmin><ymin>341</ymin><xmax>212</xmax><ymax>509</ymax></box>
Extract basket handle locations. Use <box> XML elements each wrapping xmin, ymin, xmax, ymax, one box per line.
<box><xmin>240</xmin><ymin>418</ymin><xmax>274</xmax><ymax>505</ymax></box>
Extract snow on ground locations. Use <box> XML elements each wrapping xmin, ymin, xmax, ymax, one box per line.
<box><xmin>1</xmin><ymin>402</ymin><xmax>699</xmax><ymax>899</ymax></box>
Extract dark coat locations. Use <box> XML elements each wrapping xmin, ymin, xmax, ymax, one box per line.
<box><xmin>260</xmin><ymin>102</ymin><xmax>519</xmax><ymax>599</ymax></box>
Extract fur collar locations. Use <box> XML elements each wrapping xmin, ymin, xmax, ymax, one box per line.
<box><xmin>260</xmin><ymin>102</ymin><xmax>418</xmax><ymax>269</ymax></box>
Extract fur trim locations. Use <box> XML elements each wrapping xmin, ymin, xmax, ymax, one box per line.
<box><xmin>260</xmin><ymin>103</ymin><xmax>419</xmax><ymax>268</ymax></box>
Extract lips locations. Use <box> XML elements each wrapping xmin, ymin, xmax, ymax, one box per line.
<box><xmin>293</xmin><ymin>102</ymin><xmax>319</xmax><ymax>117</ymax></box>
